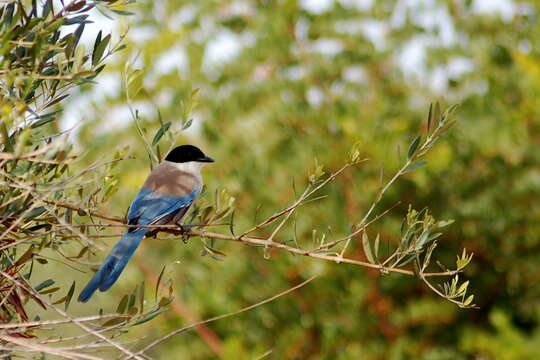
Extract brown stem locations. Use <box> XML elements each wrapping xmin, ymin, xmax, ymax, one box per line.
<box><xmin>46</xmin><ymin>200</ymin><xmax>459</xmax><ymax>278</ymax></box>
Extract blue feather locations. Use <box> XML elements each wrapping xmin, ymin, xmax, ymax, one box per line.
<box><xmin>78</xmin><ymin>229</ymin><xmax>146</xmax><ymax>302</ymax></box>
<box><xmin>78</xmin><ymin>189</ymin><xmax>199</xmax><ymax>302</ymax></box>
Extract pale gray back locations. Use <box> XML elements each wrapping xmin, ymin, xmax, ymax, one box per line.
<box><xmin>142</xmin><ymin>162</ymin><xmax>201</xmax><ymax>197</ymax></box>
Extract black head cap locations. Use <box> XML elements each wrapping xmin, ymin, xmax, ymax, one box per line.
<box><xmin>165</xmin><ymin>145</ymin><xmax>214</xmax><ymax>163</ymax></box>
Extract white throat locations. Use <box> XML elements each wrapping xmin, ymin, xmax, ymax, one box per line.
<box><xmin>165</xmin><ymin>160</ymin><xmax>204</xmax><ymax>175</ymax></box>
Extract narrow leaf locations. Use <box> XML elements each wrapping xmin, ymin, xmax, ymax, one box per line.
<box><xmin>117</xmin><ymin>295</ymin><xmax>128</xmax><ymax>314</ymax></box>
<box><xmin>102</xmin><ymin>316</ymin><xmax>126</xmax><ymax>327</ymax></box>
<box><xmin>457</xmin><ymin>280</ymin><xmax>469</xmax><ymax>296</ymax></box>
<box><xmin>131</xmin><ymin>308</ymin><xmax>167</xmax><ymax>326</ymax></box>
<box><xmin>152</xmin><ymin>122</ymin><xmax>171</xmax><ymax>146</ymax></box>
<box><xmin>92</xmin><ymin>33</ymin><xmax>110</xmax><ymax>65</ymax></box>
<box><xmin>91</xmin><ymin>30</ymin><xmax>102</xmax><ymax>65</ymax></box>
<box><xmin>65</xmin><ymin>281</ymin><xmax>76</xmax><ymax>310</ymax></box>
<box><xmin>463</xmin><ymin>295</ymin><xmax>474</xmax><ymax>306</ymax></box>
<box><xmin>15</xmin><ymin>246</ymin><xmax>34</xmax><ymax>266</ymax></box>
<box><xmin>139</xmin><ymin>281</ymin><xmax>145</xmax><ymax>314</ymax></box>
<box><xmin>111</xmin><ymin>9</ymin><xmax>135</xmax><ymax>16</ymax></box>
<box><xmin>182</xmin><ymin>118</ymin><xmax>193</xmax><ymax>130</ymax></box>
<box><xmin>407</xmin><ymin>136</ymin><xmax>421</xmax><ymax>159</ymax></box>
<box><xmin>427</xmin><ymin>103</ymin><xmax>433</xmax><ymax>132</ymax></box>
<box><xmin>362</xmin><ymin>232</ymin><xmax>375</xmax><ymax>263</ymax></box>
<box><xmin>403</xmin><ymin>161</ymin><xmax>427</xmax><ymax>174</ymax></box>
<box><xmin>40</xmin><ymin>287</ymin><xmax>60</xmax><ymax>295</ymax></box>
<box><xmin>34</xmin><ymin>279</ymin><xmax>54</xmax><ymax>292</ymax></box>
<box><xmin>154</xmin><ymin>265</ymin><xmax>166</xmax><ymax>302</ymax></box>
<box><xmin>398</xmin><ymin>254</ymin><xmax>417</xmax><ymax>267</ymax></box>
<box><xmin>374</xmin><ymin>233</ymin><xmax>380</xmax><ymax>260</ymax></box>
<box><xmin>434</xmin><ymin>102</ymin><xmax>441</xmax><ymax>125</ymax></box>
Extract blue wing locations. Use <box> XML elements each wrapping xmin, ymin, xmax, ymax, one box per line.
<box><xmin>78</xmin><ymin>188</ymin><xmax>198</xmax><ymax>302</ymax></box>
<box><xmin>127</xmin><ymin>188</ymin><xmax>198</xmax><ymax>228</ymax></box>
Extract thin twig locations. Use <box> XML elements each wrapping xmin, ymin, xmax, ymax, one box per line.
<box><xmin>127</xmin><ymin>276</ymin><xmax>317</xmax><ymax>359</ymax></box>
<box><xmin>31</xmin><ymin>199</ymin><xmax>460</xmax><ymax>277</ymax></box>
<box><xmin>0</xmin><ymin>314</ymin><xmax>123</xmax><ymax>330</ymax></box>
<box><xmin>0</xmin><ymin>335</ymin><xmax>105</xmax><ymax>360</ymax></box>
<box><xmin>239</xmin><ymin>163</ymin><xmax>356</xmax><ymax>238</ymax></box>
<box><xmin>0</xmin><ymin>271</ymin><xmax>144</xmax><ymax>360</ymax></box>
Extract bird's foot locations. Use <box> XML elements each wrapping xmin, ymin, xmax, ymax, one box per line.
<box><xmin>176</xmin><ymin>223</ymin><xmax>192</xmax><ymax>243</ymax></box>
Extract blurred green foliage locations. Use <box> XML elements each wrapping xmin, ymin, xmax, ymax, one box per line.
<box><xmin>0</xmin><ymin>0</ymin><xmax>179</xmax><ymax>353</ymax></box>
<box><xmin>5</xmin><ymin>0</ymin><xmax>540</xmax><ymax>358</ymax></box>
<box><xmin>0</xmin><ymin>0</ymin><xmax>124</xmax><ymax>330</ymax></box>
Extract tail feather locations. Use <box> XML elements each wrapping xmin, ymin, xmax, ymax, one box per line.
<box><xmin>78</xmin><ymin>230</ymin><xmax>147</xmax><ymax>302</ymax></box>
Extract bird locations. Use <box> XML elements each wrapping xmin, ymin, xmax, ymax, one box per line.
<box><xmin>78</xmin><ymin>145</ymin><xmax>214</xmax><ymax>302</ymax></box>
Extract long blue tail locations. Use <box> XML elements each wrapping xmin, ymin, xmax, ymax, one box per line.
<box><xmin>78</xmin><ymin>229</ymin><xmax>147</xmax><ymax>302</ymax></box>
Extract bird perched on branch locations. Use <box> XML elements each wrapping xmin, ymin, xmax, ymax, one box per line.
<box><xmin>78</xmin><ymin>145</ymin><xmax>214</xmax><ymax>302</ymax></box>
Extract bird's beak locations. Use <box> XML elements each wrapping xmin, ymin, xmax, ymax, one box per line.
<box><xmin>198</xmin><ymin>155</ymin><xmax>214</xmax><ymax>163</ymax></box>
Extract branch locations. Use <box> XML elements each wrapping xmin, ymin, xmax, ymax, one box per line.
<box><xmin>0</xmin><ymin>335</ymin><xmax>105</xmax><ymax>360</ymax></box>
<box><xmin>46</xmin><ymin>200</ymin><xmax>459</xmax><ymax>277</ymax></box>
<box><xmin>127</xmin><ymin>276</ymin><xmax>317</xmax><ymax>359</ymax></box>
<box><xmin>0</xmin><ymin>271</ymin><xmax>145</xmax><ymax>360</ymax></box>
<box><xmin>0</xmin><ymin>314</ymin><xmax>124</xmax><ymax>330</ymax></box>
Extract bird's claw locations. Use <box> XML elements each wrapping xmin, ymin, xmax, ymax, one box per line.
<box><xmin>176</xmin><ymin>223</ymin><xmax>193</xmax><ymax>243</ymax></box>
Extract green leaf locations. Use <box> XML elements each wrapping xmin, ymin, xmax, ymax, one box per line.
<box><xmin>42</xmin><ymin>0</ymin><xmax>52</xmax><ymax>18</ymax></box>
<box><xmin>407</xmin><ymin>136</ymin><xmax>421</xmax><ymax>159</ymax></box>
<box><xmin>436</xmin><ymin>219</ymin><xmax>455</xmax><ymax>228</ymax></box>
<box><xmin>40</xmin><ymin>287</ymin><xmax>60</xmax><ymax>295</ymax></box>
<box><xmin>15</xmin><ymin>245</ymin><xmax>34</xmax><ymax>266</ymax></box>
<box><xmin>65</xmin><ymin>281</ymin><xmax>76</xmax><ymax>311</ymax></box>
<box><xmin>203</xmin><ymin>244</ymin><xmax>227</xmax><ymax>258</ymax></box>
<box><xmin>102</xmin><ymin>316</ymin><xmax>127</xmax><ymax>327</ymax></box>
<box><xmin>64</xmin><ymin>15</ymin><xmax>92</xmax><ymax>25</ymax></box>
<box><xmin>92</xmin><ymin>33</ymin><xmax>110</xmax><ymax>66</ymax></box>
<box><xmin>362</xmin><ymin>232</ymin><xmax>375</xmax><ymax>264</ymax></box>
<box><xmin>422</xmin><ymin>241</ymin><xmax>438</xmax><ymax>272</ymax></box>
<box><xmin>155</xmin><ymin>265</ymin><xmax>166</xmax><ymax>301</ymax></box>
<box><xmin>139</xmin><ymin>281</ymin><xmax>145</xmax><ymax>314</ymax></box>
<box><xmin>130</xmin><ymin>308</ymin><xmax>167</xmax><ymax>326</ymax></box>
<box><xmin>457</xmin><ymin>280</ymin><xmax>469</xmax><ymax>296</ymax></box>
<box><xmin>111</xmin><ymin>9</ymin><xmax>135</xmax><ymax>16</ymax></box>
<box><xmin>152</xmin><ymin>122</ymin><xmax>171</xmax><ymax>146</ymax></box>
<box><xmin>463</xmin><ymin>295</ymin><xmax>474</xmax><ymax>306</ymax></box>
<box><xmin>417</xmin><ymin>231</ymin><xmax>439</xmax><ymax>248</ymax></box>
<box><xmin>427</xmin><ymin>232</ymin><xmax>443</xmax><ymax>243</ymax></box>
<box><xmin>456</xmin><ymin>250</ymin><xmax>473</xmax><ymax>270</ymax></box>
<box><xmin>116</xmin><ymin>295</ymin><xmax>129</xmax><ymax>314</ymax></box>
<box><xmin>182</xmin><ymin>118</ymin><xmax>193</xmax><ymax>130</ymax></box>
<box><xmin>127</xmin><ymin>68</ymin><xmax>144</xmax><ymax>99</ymax></box>
<box><xmin>374</xmin><ymin>233</ymin><xmax>380</xmax><ymax>261</ymax></box>
<box><xmin>34</xmin><ymin>279</ymin><xmax>54</xmax><ymax>292</ymax></box>
<box><xmin>398</xmin><ymin>254</ymin><xmax>417</xmax><ymax>267</ymax></box>
<box><xmin>427</xmin><ymin>103</ymin><xmax>433</xmax><ymax>132</ymax></box>
<box><xmin>24</xmin><ymin>207</ymin><xmax>47</xmax><ymax>219</ymax></box>
<box><xmin>434</xmin><ymin>102</ymin><xmax>441</xmax><ymax>125</ymax></box>
<box><xmin>349</xmin><ymin>141</ymin><xmax>362</xmax><ymax>163</ymax></box>
<box><xmin>229</xmin><ymin>210</ymin><xmax>236</xmax><ymax>237</ymax></box>
<box><xmin>92</xmin><ymin>30</ymin><xmax>102</xmax><ymax>61</ymax></box>
<box><xmin>95</xmin><ymin>4</ymin><xmax>114</xmax><ymax>20</ymax></box>
<box><xmin>403</xmin><ymin>161</ymin><xmax>427</xmax><ymax>174</ymax></box>
<box><xmin>444</xmin><ymin>103</ymin><xmax>460</xmax><ymax>119</ymax></box>
<box><xmin>127</xmin><ymin>292</ymin><xmax>136</xmax><ymax>310</ymax></box>
<box><xmin>44</xmin><ymin>94</ymin><xmax>70</xmax><ymax>109</ymax></box>
<box><xmin>30</xmin><ymin>110</ymin><xmax>62</xmax><ymax>128</ymax></box>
